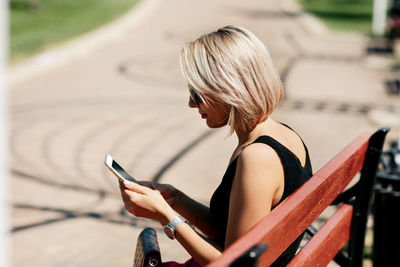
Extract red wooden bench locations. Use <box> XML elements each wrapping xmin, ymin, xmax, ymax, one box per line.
<box><xmin>134</xmin><ymin>128</ymin><xmax>389</xmax><ymax>267</ymax></box>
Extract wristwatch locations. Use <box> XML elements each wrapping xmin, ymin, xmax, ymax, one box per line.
<box><xmin>164</xmin><ymin>215</ymin><xmax>187</xmax><ymax>240</ymax></box>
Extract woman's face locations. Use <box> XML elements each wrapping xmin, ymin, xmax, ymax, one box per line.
<box><xmin>188</xmin><ymin>95</ymin><xmax>230</xmax><ymax>129</ymax></box>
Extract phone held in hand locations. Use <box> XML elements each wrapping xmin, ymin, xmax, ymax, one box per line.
<box><xmin>104</xmin><ymin>154</ymin><xmax>137</xmax><ymax>183</ymax></box>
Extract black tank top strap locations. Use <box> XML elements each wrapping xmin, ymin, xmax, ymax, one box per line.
<box><xmin>248</xmin><ymin>135</ymin><xmax>307</xmax><ymax>171</ymax></box>
<box><xmin>254</xmin><ymin>122</ymin><xmax>312</xmax><ymax>169</ymax></box>
<box><xmin>279</xmin><ymin>123</ymin><xmax>311</xmax><ymax>163</ymax></box>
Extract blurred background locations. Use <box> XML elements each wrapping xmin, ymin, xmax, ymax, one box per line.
<box><xmin>4</xmin><ymin>0</ymin><xmax>399</xmax><ymax>266</ymax></box>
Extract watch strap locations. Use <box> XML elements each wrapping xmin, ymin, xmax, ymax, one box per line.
<box><xmin>168</xmin><ymin>215</ymin><xmax>186</xmax><ymax>228</ymax></box>
<box><xmin>164</xmin><ymin>215</ymin><xmax>187</xmax><ymax>240</ymax></box>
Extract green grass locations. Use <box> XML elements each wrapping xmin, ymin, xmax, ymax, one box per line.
<box><xmin>300</xmin><ymin>0</ymin><xmax>374</xmax><ymax>34</ymax></box>
<box><xmin>10</xmin><ymin>0</ymin><xmax>140</xmax><ymax>61</ymax></box>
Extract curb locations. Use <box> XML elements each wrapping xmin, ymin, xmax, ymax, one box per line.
<box><xmin>278</xmin><ymin>0</ymin><xmax>367</xmax><ymax>40</ymax></box>
<box><xmin>8</xmin><ymin>0</ymin><xmax>162</xmax><ymax>86</ymax></box>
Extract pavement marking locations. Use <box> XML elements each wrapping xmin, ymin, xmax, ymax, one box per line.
<box><xmin>280</xmin><ymin>99</ymin><xmax>396</xmax><ymax>115</ymax></box>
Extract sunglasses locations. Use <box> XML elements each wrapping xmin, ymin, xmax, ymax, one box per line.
<box><xmin>189</xmin><ymin>86</ymin><xmax>203</xmax><ymax>105</ymax></box>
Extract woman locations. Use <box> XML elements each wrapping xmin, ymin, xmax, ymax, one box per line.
<box><xmin>119</xmin><ymin>25</ymin><xmax>312</xmax><ymax>266</ymax></box>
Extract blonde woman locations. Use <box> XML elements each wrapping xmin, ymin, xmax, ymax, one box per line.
<box><xmin>119</xmin><ymin>26</ymin><xmax>312</xmax><ymax>267</ymax></box>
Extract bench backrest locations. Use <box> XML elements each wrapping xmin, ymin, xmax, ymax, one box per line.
<box><xmin>206</xmin><ymin>128</ymin><xmax>389</xmax><ymax>267</ymax></box>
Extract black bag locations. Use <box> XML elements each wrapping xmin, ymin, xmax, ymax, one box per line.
<box><xmin>134</xmin><ymin>228</ymin><xmax>162</xmax><ymax>267</ymax></box>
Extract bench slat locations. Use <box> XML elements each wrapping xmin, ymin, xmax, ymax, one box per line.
<box><xmin>206</xmin><ymin>132</ymin><xmax>370</xmax><ymax>267</ymax></box>
<box><xmin>287</xmin><ymin>204</ymin><xmax>353</xmax><ymax>267</ymax></box>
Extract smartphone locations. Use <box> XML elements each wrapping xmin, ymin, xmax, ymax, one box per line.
<box><xmin>104</xmin><ymin>154</ymin><xmax>137</xmax><ymax>183</ymax></box>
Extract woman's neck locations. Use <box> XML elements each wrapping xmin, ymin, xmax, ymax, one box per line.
<box><xmin>236</xmin><ymin>117</ymin><xmax>274</xmax><ymax>146</ymax></box>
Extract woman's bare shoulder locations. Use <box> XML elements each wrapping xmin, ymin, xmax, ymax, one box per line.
<box><xmin>240</xmin><ymin>141</ymin><xmax>280</xmax><ymax>164</ymax></box>
<box><xmin>236</xmin><ymin>142</ymin><xmax>284</xmax><ymax>184</ymax></box>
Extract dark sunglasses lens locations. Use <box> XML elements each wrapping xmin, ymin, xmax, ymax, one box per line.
<box><xmin>190</xmin><ymin>88</ymin><xmax>202</xmax><ymax>104</ymax></box>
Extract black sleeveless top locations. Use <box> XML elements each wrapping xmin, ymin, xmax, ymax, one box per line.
<box><xmin>209</xmin><ymin>131</ymin><xmax>312</xmax><ymax>266</ymax></box>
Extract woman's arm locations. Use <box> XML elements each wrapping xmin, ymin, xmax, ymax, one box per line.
<box><xmin>224</xmin><ymin>143</ymin><xmax>284</xmax><ymax>247</ymax></box>
<box><xmin>138</xmin><ymin>181</ymin><xmax>219</xmax><ymax>239</ymax></box>
<box><xmin>173</xmin><ymin>190</ymin><xmax>219</xmax><ymax>239</ymax></box>
<box><xmin>120</xmin><ymin>181</ymin><xmax>222</xmax><ymax>265</ymax></box>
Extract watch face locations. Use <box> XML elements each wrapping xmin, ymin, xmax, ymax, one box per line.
<box><xmin>164</xmin><ymin>225</ymin><xmax>175</xmax><ymax>239</ymax></box>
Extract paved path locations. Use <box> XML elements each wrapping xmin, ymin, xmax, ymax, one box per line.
<box><xmin>8</xmin><ymin>0</ymin><xmax>397</xmax><ymax>266</ymax></box>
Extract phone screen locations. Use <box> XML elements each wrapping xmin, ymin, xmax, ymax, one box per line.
<box><xmin>105</xmin><ymin>155</ymin><xmax>136</xmax><ymax>183</ymax></box>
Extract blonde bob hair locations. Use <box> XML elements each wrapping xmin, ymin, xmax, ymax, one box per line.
<box><xmin>180</xmin><ymin>25</ymin><xmax>284</xmax><ymax>134</ymax></box>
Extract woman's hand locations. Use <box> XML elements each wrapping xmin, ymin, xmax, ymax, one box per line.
<box><xmin>119</xmin><ymin>180</ymin><xmax>176</xmax><ymax>225</ymax></box>
<box><xmin>138</xmin><ymin>181</ymin><xmax>180</xmax><ymax>209</ymax></box>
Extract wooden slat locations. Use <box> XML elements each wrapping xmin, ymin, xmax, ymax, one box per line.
<box><xmin>287</xmin><ymin>204</ymin><xmax>353</xmax><ymax>267</ymax></box>
<box><xmin>206</xmin><ymin>132</ymin><xmax>370</xmax><ymax>267</ymax></box>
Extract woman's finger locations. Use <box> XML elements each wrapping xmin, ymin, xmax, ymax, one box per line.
<box><xmin>123</xmin><ymin>180</ymin><xmax>150</xmax><ymax>193</ymax></box>
<box><xmin>124</xmin><ymin>189</ymin><xmax>141</xmax><ymax>201</ymax></box>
